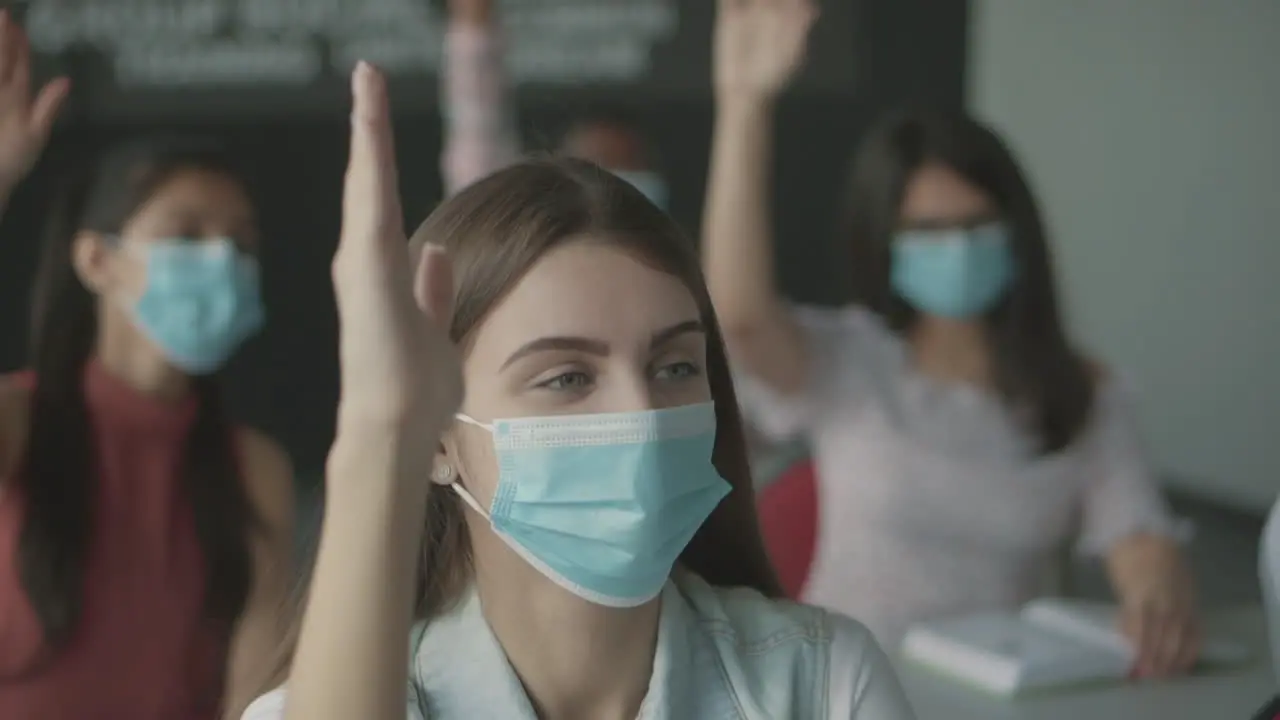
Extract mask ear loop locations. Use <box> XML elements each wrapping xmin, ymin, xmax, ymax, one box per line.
<box><xmin>450</xmin><ymin>483</ymin><xmax>489</xmax><ymax>519</ymax></box>
<box><xmin>455</xmin><ymin>414</ymin><xmax>491</xmax><ymax>431</ymax></box>
<box><xmin>449</xmin><ymin>414</ymin><xmax>494</xmax><ymax>519</ymax></box>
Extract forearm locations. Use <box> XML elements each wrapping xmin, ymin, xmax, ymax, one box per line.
<box><xmin>702</xmin><ymin>96</ymin><xmax>783</xmax><ymax>331</ymax></box>
<box><xmin>282</xmin><ymin>426</ymin><xmax>434</xmax><ymax>720</ymax></box>
<box><xmin>1106</xmin><ymin>532</ymin><xmax>1192</xmax><ymax>601</ymax></box>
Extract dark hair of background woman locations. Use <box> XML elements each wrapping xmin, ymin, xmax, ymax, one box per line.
<box><xmin>844</xmin><ymin>110</ymin><xmax>1095</xmax><ymax>454</ymax></box>
<box><xmin>15</xmin><ymin>138</ymin><xmax>258</xmax><ymax>664</ymax></box>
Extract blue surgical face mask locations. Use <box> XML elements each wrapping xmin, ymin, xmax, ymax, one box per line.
<box><xmin>890</xmin><ymin>222</ymin><xmax>1016</xmax><ymax>318</ymax></box>
<box><xmin>452</xmin><ymin>402</ymin><xmax>729</xmax><ymax>607</ymax></box>
<box><xmin>612</xmin><ymin>169</ymin><xmax>669</xmax><ymax>210</ymax></box>
<box><xmin>122</xmin><ymin>237</ymin><xmax>265</xmax><ymax>374</ymax></box>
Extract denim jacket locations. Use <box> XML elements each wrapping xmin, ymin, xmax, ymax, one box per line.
<box><xmin>244</xmin><ymin>571</ymin><xmax>915</xmax><ymax>719</ymax></box>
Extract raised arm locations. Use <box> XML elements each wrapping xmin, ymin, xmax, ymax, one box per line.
<box><xmin>441</xmin><ymin>0</ymin><xmax>521</xmax><ymax>195</ymax></box>
<box><xmin>279</xmin><ymin>63</ymin><xmax>462</xmax><ymax>720</ymax></box>
<box><xmin>0</xmin><ymin>11</ymin><xmax>70</xmax><ymax>216</ymax></box>
<box><xmin>702</xmin><ymin>0</ymin><xmax>817</xmax><ymax>397</ymax></box>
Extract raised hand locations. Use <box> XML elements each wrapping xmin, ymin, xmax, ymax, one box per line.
<box><xmin>0</xmin><ymin>10</ymin><xmax>69</xmax><ymax>191</ymax></box>
<box><xmin>713</xmin><ymin>0</ymin><xmax>818</xmax><ymax>102</ymax></box>
<box><xmin>332</xmin><ymin>62</ymin><xmax>462</xmax><ymax>437</ymax></box>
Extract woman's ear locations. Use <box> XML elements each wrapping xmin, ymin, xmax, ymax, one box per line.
<box><xmin>70</xmin><ymin>230</ymin><xmax>115</xmax><ymax>293</ymax></box>
<box><xmin>430</xmin><ymin>436</ymin><xmax>456</xmax><ymax>487</ymax></box>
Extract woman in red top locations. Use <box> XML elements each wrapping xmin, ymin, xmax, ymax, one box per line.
<box><xmin>0</xmin><ymin>14</ymin><xmax>294</xmax><ymax>719</ymax></box>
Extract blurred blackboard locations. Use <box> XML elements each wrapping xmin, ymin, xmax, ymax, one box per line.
<box><xmin>0</xmin><ymin>0</ymin><xmax>967</xmax><ymax>476</ymax></box>
<box><xmin>9</xmin><ymin>0</ymin><xmax>859</xmax><ymax>118</ymax></box>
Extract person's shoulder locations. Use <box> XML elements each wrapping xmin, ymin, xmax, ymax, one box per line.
<box><xmin>238</xmin><ymin>688</ymin><xmax>286</xmax><ymax>720</ymax></box>
<box><xmin>239</xmin><ymin>684</ymin><xmax>428</xmax><ymax>720</ymax></box>
<box><xmin>677</xmin><ymin>571</ymin><xmax>887</xmax><ymax>659</ymax></box>
<box><xmin>1079</xmin><ymin>359</ymin><xmax>1142</xmax><ymax>423</ymax></box>
<box><xmin>823</xmin><ymin>610</ymin><xmax>916</xmax><ymax>719</ymax></box>
<box><xmin>787</xmin><ymin>304</ymin><xmax>895</xmax><ymax>365</ymax></box>
<box><xmin>824</xmin><ymin>609</ymin><xmax>890</xmax><ymax>672</ymax></box>
<box><xmin>1078</xmin><ymin>355</ymin><xmax>1134</xmax><ymax>394</ymax></box>
<box><xmin>678</xmin><ymin>575</ymin><xmax>911</xmax><ymax>717</ymax></box>
<box><xmin>239</xmin><ymin>624</ymin><xmax>432</xmax><ymax>720</ymax></box>
<box><xmin>676</xmin><ymin>571</ymin><xmax>832</xmax><ymax>647</ymax></box>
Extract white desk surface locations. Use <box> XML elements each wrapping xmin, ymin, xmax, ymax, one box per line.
<box><xmin>895</xmin><ymin>606</ymin><xmax>1274</xmax><ymax>720</ymax></box>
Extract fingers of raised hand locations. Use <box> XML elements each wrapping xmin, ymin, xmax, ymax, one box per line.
<box><xmin>0</xmin><ymin>11</ymin><xmax>31</xmax><ymax>99</ymax></box>
<box><xmin>340</xmin><ymin>62</ymin><xmax>404</xmax><ymax>258</ymax></box>
<box><xmin>718</xmin><ymin>0</ymin><xmax>818</xmax><ymax>22</ymax></box>
<box><xmin>29</xmin><ymin>78</ymin><xmax>70</xmax><ymax>136</ymax></box>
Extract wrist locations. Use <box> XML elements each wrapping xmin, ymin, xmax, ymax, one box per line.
<box><xmin>715</xmin><ymin>89</ymin><xmax>778</xmax><ymax>114</ymax></box>
<box><xmin>714</xmin><ymin>93</ymin><xmax>778</xmax><ymax>128</ymax></box>
<box><xmin>329</xmin><ymin>414</ymin><xmax>440</xmax><ymax>485</ymax></box>
<box><xmin>1109</xmin><ymin>535</ymin><xmax>1191</xmax><ymax>594</ymax></box>
<box><xmin>450</xmin><ymin>16</ymin><xmax>492</xmax><ymax>31</ymax></box>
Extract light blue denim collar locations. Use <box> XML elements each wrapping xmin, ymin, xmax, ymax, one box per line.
<box><xmin>410</xmin><ymin>577</ymin><xmax>736</xmax><ymax>719</ymax></box>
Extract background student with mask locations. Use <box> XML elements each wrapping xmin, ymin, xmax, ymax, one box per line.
<box><xmin>442</xmin><ymin>0</ymin><xmax>667</xmax><ymax>204</ymax></box>
<box><xmin>702</xmin><ymin>0</ymin><xmax>1199</xmax><ymax>678</ymax></box>
<box><xmin>0</xmin><ymin>17</ymin><xmax>294</xmax><ymax>719</ymax></box>
<box><xmin>243</xmin><ymin>63</ymin><xmax>913</xmax><ymax>720</ymax></box>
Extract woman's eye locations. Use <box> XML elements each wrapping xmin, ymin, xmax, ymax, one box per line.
<box><xmin>538</xmin><ymin>371</ymin><xmax>593</xmax><ymax>391</ymax></box>
<box><xmin>654</xmin><ymin>361</ymin><xmax>701</xmax><ymax>381</ymax></box>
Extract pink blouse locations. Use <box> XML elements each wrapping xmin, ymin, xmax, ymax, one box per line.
<box><xmin>736</xmin><ymin>305</ymin><xmax>1179</xmax><ymax>648</ymax></box>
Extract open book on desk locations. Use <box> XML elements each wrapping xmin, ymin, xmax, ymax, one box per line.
<box><xmin>901</xmin><ymin>598</ymin><xmax>1251</xmax><ymax>696</ymax></box>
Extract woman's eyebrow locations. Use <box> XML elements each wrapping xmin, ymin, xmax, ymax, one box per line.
<box><xmin>500</xmin><ymin>319</ymin><xmax>704</xmax><ymax>370</ymax></box>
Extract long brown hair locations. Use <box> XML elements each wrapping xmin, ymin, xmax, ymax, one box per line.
<box><xmin>845</xmin><ymin>110</ymin><xmax>1094</xmax><ymax>454</ymax></box>
<box><xmin>267</xmin><ymin>157</ymin><xmax>780</xmax><ymax>687</ymax></box>
<box><xmin>15</xmin><ymin>138</ymin><xmax>256</xmax><ymax>674</ymax></box>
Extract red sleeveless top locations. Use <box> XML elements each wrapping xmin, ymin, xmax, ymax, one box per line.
<box><xmin>0</xmin><ymin>361</ymin><xmax>226</xmax><ymax>718</ymax></box>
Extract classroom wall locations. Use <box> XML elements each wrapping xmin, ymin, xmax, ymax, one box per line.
<box><xmin>968</xmin><ymin>0</ymin><xmax>1280</xmax><ymax>512</ymax></box>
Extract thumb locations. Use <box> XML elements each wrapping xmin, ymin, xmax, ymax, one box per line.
<box><xmin>29</xmin><ymin>78</ymin><xmax>71</xmax><ymax>138</ymax></box>
<box><xmin>414</xmin><ymin>243</ymin><xmax>455</xmax><ymax>324</ymax></box>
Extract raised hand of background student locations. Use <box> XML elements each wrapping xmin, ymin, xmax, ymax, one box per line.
<box><xmin>0</xmin><ymin>10</ymin><xmax>68</xmax><ymax>196</ymax></box>
<box><xmin>713</xmin><ymin>0</ymin><xmax>818</xmax><ymax>103</ymax></box>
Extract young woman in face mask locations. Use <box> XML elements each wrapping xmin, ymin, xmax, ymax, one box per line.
<box><xmin>0</xmin><ymin>17</ymin><xmax>294</xmax><ymax>718</ymax></box>
<box><xmin>241</xmin><ymin>63</ymin><xmax>914</xmax><ymax>720</ymax></box>
<box><xmin>441</xmin><ymin>0</ymin><xmax>669</xmax><ymax>206</ymax></box>
<box><xmin>702</xmin><ymin>0</ymin><xmax>1199</xmax><ymax>677</ymax></box>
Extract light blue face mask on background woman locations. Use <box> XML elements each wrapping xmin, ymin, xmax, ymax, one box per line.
<box><xmin>120</xmin><ymin>236</ymin><xmax>265</xmax><ymax>374</ymax></box>
<box><xmin>890</xmin><ymin>222</ymin><xmax>1016</xmax><ymax>318</ymax></box>
<box><xmin>613</xmin><ymin>169</ymin><xmax>669</xmax><ymax>210</ymax></box>
<box><xmin>452</xmin><ymin>402</ymin><xmax>730</xmax><ymax>607</ymax></box>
